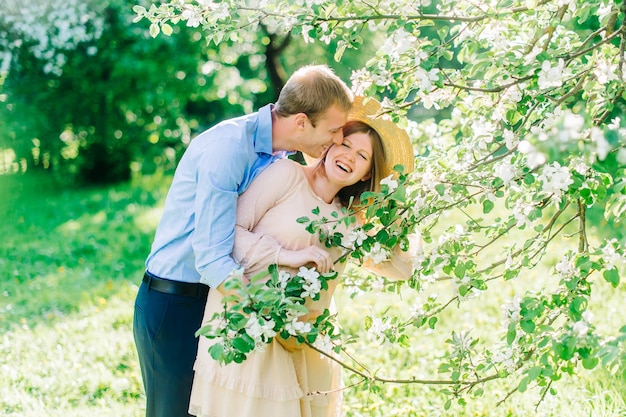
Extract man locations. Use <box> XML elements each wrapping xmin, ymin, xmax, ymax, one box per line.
<box><xmin>133</xmin><ymin>64</ymin><xmax>353</xmax><ymax>417</ymax></box>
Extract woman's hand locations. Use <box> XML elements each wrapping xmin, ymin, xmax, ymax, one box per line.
<box><xmin>278</xmin><ymin>246</ymin><xmax>334</xmax><ymax>273</ymax></box>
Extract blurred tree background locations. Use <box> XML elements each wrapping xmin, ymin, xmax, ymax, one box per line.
<box><xmin>0</xmin><ymin>0</ymin><xmax>381</xmax><ymax>185</ymax></box>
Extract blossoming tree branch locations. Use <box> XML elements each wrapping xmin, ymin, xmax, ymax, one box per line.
<box><xmin>135</xmin><ymin>0</ymin><xmax>626</xmax><ymax>409</ymax></box>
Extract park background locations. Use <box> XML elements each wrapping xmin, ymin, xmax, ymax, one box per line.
<box><xmin>2</xmin><ymin>0</ymin><xmax>626</xmax><ymax>416</ymax></box>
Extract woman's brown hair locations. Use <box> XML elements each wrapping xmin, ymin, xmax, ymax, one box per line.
<box><xmin>334</xmin><ymin>120</ymin><xmax>387</xmax><ymax>208</ymax></box>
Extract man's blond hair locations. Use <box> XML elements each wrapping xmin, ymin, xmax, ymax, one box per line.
<box><xmin>274</xmin><ymin>65</ymin><xmax>353</xmax><ymax>125</ymax></box>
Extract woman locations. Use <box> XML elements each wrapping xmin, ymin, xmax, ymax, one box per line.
<box><xmin>189</xmin><ymin>97</ymin><xmax>415</xmax><ymax>417</ymax></box>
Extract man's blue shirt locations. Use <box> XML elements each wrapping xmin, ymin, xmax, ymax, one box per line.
<box><xmin>145</xmin><ymin>104</ymin><xmax>287</xmax><ymax>288</ymax></box>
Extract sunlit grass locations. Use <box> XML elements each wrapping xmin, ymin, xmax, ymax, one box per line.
<box><xmin>335</xmin><ymin>202</ymin><xmax>626</xmax><ymax>416</ymax></box>
<box><xmin>2</xmin><ymin>171</ymin><xmax>625</xmax><ymax>416</ymax></box>
<box><xmin>1</xmin><ymin>171</ymin><xmax>171</xmax><ymax>416</ymax></box>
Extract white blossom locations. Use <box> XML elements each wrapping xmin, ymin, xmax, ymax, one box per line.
<box><xmin>341</xmin><ymin>228</ymin><xmax>368</xmax><ymax>249</ymax></box>
<box><xmin>364</xmin><ymin>242</ymin><xmax>390</xmax><ymax>264</ymax></box>
<box><xmin>407</xmin><ymin>232</ymin><xmax>424</xmax><ymax>258</ymax></box>
<box><xmin>492</xmin><ymin>346</ymin><xmax>517</xmax><ymax>372</ymax></box>
<box><xmin>409</xmin><ymin>301</ymin><xmax>425</xmax><ymax>318</ymax></box>
<box><xmin>538</xmin><ymin>59</ymin><xmax>565</xmax><ymax>90</ymax></box>
<box><xmin>380</xmin><ymin>175</ymin><xmax>399</xmax><ymax>192</ymax></box>
<box><xmin>524</xmin><ymin>46</ymin><xmax>543</xmax><ymax>66</ymax></box>
<box><xmin>590</xmin><ymin>127</ymin><xmax>610</xmax><ymax>160</ymax></box>
<box><xmin>312</xmin><ymin>334</ymin><xmax>334</xmax><ymax>354</ymax></box>
<box><xmin>368</xmin><ymin>316</ymin><xmax>390</xmax><ymax>339</ymax></box>
<box><xmin>502</xmin><ymin>86</ymin><xmax>523</xmax><ymax>103</ymax></box>
<box><xmin>594</xmin><ymin>58</ymin><xmax>618</xmax><ymax>85</ymax></box>
<box><xmin>596</xmin><ymin>2</ymin><xmax>614</xmax><ymax>21</ymax></box>
<box><xmin>285</xmin><ymin>318</ymin><xmax>312</xmax><ymax>336</ymax></box>
<box><xmin>602</xmin><ymin>239</ymin><xmax>623</xmax><ymax>270</ymax></box>
<box><xmin>570</xmin><ymin>158</ymin><xmax>590</xmax><ymax>175</ymax></box>
<box><xmin>494</xmin><ymin>156</ymin><xmax>517</xmax><ymax>185</ymax></box>
<box><xmin>415</xmin><ymin>67</ymin><xmax>440</xmax><ymax>92</ymax></box>
<box><xmin>518</xmin><ymin>140</ymin><xmax>546</xmax><ymax>168</ymax></box>
<box><xmin>438</xmin><ymin>224</ymin><xmax>466</xmax><ymax>245</ymax></box>
<box><xmin>382</xmin><ymin>29</ymin><xmax>416</xmax><ymax>59</ymax></box>
<box><xmin>608</xmin><ymin>117</ymin><xmax>621</xmax><ymax>130</ymax></box>
<box><xmin>502</xmin><ymin>129</ymin><xmax>519</xmax><ymax>150</ymax></box>
<box><xmin>351</xmin><ymin>68</ymin><xmax>373</xmax><ymax>96</ymax></box>
<box><xmin>371</xmin><ymin>277</ymin><xmax>385</xmax><ymax>291</ymax></box>
<box><xmin>182</xmin><ymin>8</ymin><xmax>201</xmax><ymax>27</ymax></box>
<box><xmin>538</xmin><ymin>162</ymin><xmax>573</xmax><ymax>199</ymax></box>
<box><xmin>555</xmin><ymin>256</ymin><xmax>575</xmax><ymax>277</ymax></box>
<box><xmin>572</xmin><ymin>320</ymin><xmax>589</xmax><ymax>337</ymax></box>
<box><xmin>513</xmin><ymin>199</ymin><xmax>534</xmax><ymax>227</ymax></box>
<box><xmin>502</xmin><ymin>295</ymin><xmax>522</xmax><ymax>322</ymax></box>
<box><xmin>298</xmin><ymin>267</ymin><xmax>322</xmax><ymax>298</ymax></box>
<box><xmin>471</xmin><ymin>118</ymin><xmax>496</xmax><ymax>149</ymax></box>
<box><xmin>278</xmin><ymin>270</ymin><xmax>291</xmax><ymax>288</ymax></box>
<box><xmin>245</xmin><ymin>313</ymin><xmax>276</xmax><ymax>344</ymax></box>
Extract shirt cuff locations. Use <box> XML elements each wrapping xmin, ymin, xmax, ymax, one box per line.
<box><xmin>200</xmin><ymin>265</ymin><xmax>245</xmax><ymax>288</ymax></box>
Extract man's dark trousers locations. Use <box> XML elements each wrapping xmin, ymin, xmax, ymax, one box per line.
<box><xmin>133</xmin><ymin>275</ymin><xmax>208</xmax><ymax>417</ymax></box>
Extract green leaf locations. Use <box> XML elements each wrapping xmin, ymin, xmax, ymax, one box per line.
<box><xmin>364</xmin><ymin>315</ymin><xmax>373</xmax><ymax>330</ymax></box>
<box><xmin>507</xmin><ymin>324</ymin><xmax>516</xmax><ymax>345</ymax></box>
<box><xmin>582</xmin><ymin>356</ymin><xmax>599</xmax><ymax>370</ymax></box>
<box><xmin>208</xmin><ymin>343</ymin><xmax>224</xmax><ymax>361</ymax></box>
<box><xmin>149</xmin><ymin>23</ymin><xmax>160</xmax><ymax>38</ymax></box>
<box><xmin>527</xmin><ymin>366</ymin><xmax>542</xmax><ymax>380</ymax></box>
<box><xmin>482</xmin><ymin>199</ymin><xmax>494</xmax><ymax>214</ymax></box>
<box><xmin>161</xmin><ymin>23</ymin><xmax>174</xmax><ymax>36</ymax></box>
<box><xmin>518</xmin><ymin>376</ymin><xmax>530</xmax><ymax>392</ymax></box>
<box><xmin>233</xmin><ymin>336</ymin><xmax>254</xmax><ymax>353</ymax></box>
<box><xmin>451</xmin><ymin>370</ymin><xmax>460</xmax><ymax>382</ymax></box>
<box><xmin>296</xmin><ymin>216</ymin><xmax>310</xmax><ymax>224</ymax></box>
<box><xmin>520</xmin><ymin>319</ymin><xmax>535</xmax><ymax>333</ymax></box>
<box><xmin>454</xmin><ymin>262</ymin><xmax>466</xmax><ymax>278</ymax></box>
<box><xmin>334</xmin><ymin>41</ymin><xmax>348</xmax><ymax>62</ymax></box>
<box><xmin>603</xmin><ymin>268</ymin><xmax>620</xmax><ymax>288</ymax></box>
<box><xmin>435</xmin><ymin>184</ymin><xmax>446</xmax><ymax>196</ymax></box>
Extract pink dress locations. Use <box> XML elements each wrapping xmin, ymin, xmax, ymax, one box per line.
<box><xmin>189</xmin><ymin>159</ymin><xmax>411</xmax><ymax>417</ymax></box>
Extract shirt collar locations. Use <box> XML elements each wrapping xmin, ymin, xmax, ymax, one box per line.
<box><xmin>255</xmin><ymin>103</ymin><xmax>274</xmax><ymax>155</ymax></box>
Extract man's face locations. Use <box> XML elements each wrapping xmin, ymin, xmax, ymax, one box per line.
<box><xmin>299</xmin><ymin>104</ymin><xmax>348</xmax><ymax>158</ymax></box>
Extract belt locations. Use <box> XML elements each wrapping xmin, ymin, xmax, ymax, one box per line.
<box><xmin>142</xmin><ymin>272</ymin><xmax>209</xmax><ymax>298</ymax></box>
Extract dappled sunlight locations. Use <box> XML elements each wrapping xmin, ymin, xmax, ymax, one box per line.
<box><xmin>133</xmin><ymin>207</ymin><xmax>162</xmax><ymax>233</ymax></box>
<box><xmin>0</xmin><ymin>281</ymin><xmax>144</xmax><ymax>416</ymax></box>
<box><xmin>0</xmin><ymin>148</ymin><xmax>20</xmax><ymax>175</ymax></box>
<box><xmin>56</xmin><ymin>211</ymin><xmax>106</xmax><ymax>233</ymax></box>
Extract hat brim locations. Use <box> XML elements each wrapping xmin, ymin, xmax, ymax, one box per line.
<box><xmin>348</xmin><ymin>96</ymin><xmax>414</xmax><ymax>177</ymax></box>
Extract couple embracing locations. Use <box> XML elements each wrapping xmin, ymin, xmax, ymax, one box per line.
<box><xmin>133</xmin><ymin>64</ymin><xmax>415</xmax><ymax>417</ymax></box>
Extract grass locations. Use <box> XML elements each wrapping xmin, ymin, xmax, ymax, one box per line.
<box><xmin>1</xmin><ymin>170</ymin><xmax>169</xmax><ymax>416</ymax></box>
<box><xmin>1</xmin><ymin>171</ymin><xmax>625</xmax><ymax>416</ymax></box>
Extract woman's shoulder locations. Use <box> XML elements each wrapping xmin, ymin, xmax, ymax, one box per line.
<box><xmin>251</xmin><ymin>158</ymin><xmax>306</xmax><ymax>191</ymax></box>
<box><xmin>266</xmin><ymin>158</ymin><xmax>306</xmax><ymax>177</ymax></box>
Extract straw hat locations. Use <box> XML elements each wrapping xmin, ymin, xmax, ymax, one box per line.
<box><xmin>348</xmin><ymin>96</ymin><xmax>414</xmax><ymax>177</ymax></box>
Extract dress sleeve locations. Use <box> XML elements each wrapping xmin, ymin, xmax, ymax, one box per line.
<box><xmin>361</xmin><ymin>244</ymin><xmax>416</xmax><ymax>281</ymax></box>
<box><xmin>232</xmin><ymin>160</ymin><xmax>302</xmax><ymax>275</ymax></box>
<box><xmin>360</xmin><ymin>231</ymin><xmax>422</xmax><ymax>282</ymax></box>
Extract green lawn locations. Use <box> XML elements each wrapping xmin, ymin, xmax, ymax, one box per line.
<box><xmin>1</xmin><ymin>171</ymin><xmax>625</xmax><ymax>416</ymax></box>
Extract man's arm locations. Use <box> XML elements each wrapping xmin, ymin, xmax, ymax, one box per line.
<box><xmin>192</xmin><ymin>137</ymin><xmax>248</xmax><ymax>288</ymax></box>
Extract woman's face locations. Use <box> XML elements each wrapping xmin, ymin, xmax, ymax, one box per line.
<box><xmin>324</xmin><ymin>132</ymin><xmax>373</xmax><ymax>187</ymax></box>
